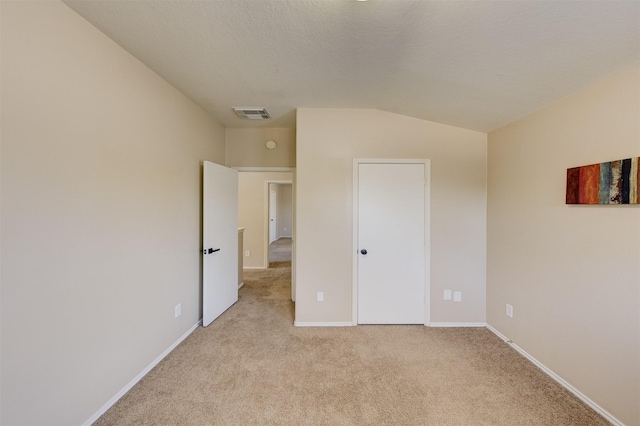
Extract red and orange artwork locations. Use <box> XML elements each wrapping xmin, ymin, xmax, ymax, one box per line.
<box><xmin>566</xmin><ymin>157</ymin><xmax>639</xmax><ymax>205</ymax></box>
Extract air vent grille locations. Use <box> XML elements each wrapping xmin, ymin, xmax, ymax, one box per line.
<box><xmin>233</xmin><ymin>107</ymin><xmax>271</xmax><ymax>120</ymax></box>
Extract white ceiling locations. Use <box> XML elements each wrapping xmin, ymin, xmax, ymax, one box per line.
<box><xmin>63</xmin><ymin>0</ymin><xmax>640</xmax><ymax>132</ymax></box>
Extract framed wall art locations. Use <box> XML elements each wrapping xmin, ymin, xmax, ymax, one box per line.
<box><xmin>566</xmin><ymin>157</ymin><xmax>639</xmax><ymax>204</ymax></box>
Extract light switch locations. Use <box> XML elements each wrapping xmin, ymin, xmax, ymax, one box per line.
<box><xmin>453</xmin><ymin>291</ymin><xmax>462</xmax><ymax>302</ymax></box>
<box><xmin>444</xmin><ymin>289</ymin><xmax>452</xmax><ymax>301</ymax></box>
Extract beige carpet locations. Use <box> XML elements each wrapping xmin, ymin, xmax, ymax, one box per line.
<box><xmin>269</xmin><ymin>237</ymin><xmax>292</xmax><ymax>263</ymax></box>
<box><xmin>95</xmin><ymin>261</ymin><xmax>607</xmax><ymax>425</ymax></box>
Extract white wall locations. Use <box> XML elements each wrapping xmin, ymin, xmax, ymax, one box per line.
<box><xmin>239</xmin><ymin>172</ymin><xmax>293</xmax><ymax>268</ymax></box>
<box><xmin>0</xmin><ymin>2</ymin><xmax>226</xmax><ymax>424</ymax></box>
<box><xmin>487</xmin><ymin>65</ymin><xmax>640</xmax><ymax>426</ymax></box>
<box><xmin>295</xmin><ymin>109</ymin><xmax>487</xmax><ymax>324</ymax></box>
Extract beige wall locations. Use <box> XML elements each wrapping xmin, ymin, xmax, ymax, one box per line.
<box><xmin>295</xmin><ymin>109</ymin><xmax>487</xmax><ymax>324</ymax></box>
<box><xmin>0</xmin><ymin>2</ymin><xmax>225</xmax><ymax>424</ymax></box>
<box><xmin>226</xmin><ymin>128</ymin><xmax>295</xmax><ymax>168</ymax></box>
<box><xmin>239</xmin><ymin>172</ymin><xmax>294</xmax><ymax>268</ymax></box>
<box><xmin>487</xmin><ymin>65</ymin><xmax>640</xmax><ymax>425</ymax></box>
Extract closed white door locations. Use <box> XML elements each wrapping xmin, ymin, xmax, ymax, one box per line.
<box><xmin>269</xmin><ymin>190</ymin><xmax>277</xmax><ymax>244</ymax></box>
<box><xmin>357</xmin><ymin>162</ymin><xmax>425</xmax><ymax>324</ymax></box>
<box><xmin>203</xmin><ymin>161</ymin><xmax>238</xmax><ymax>327</ymax></box>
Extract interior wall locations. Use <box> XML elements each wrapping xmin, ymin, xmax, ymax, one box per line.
<box><xmin>487</xmin><ymin>65</ymin><xmax>640</xmax><ymax>426</ymax></box>
<box><xmin>295</xmin><ymin>109</ymin><xmax>487</xmax><ymax>324</ymax></box>
<box><xmin>275</xmin><ymin>184</ymin><xmax>293</xmax><ymax>238</ymax></box>
<box><xmin>239</xmin><ymin>172</ymin><xmax>294</xmax><ymax>268</ymax></box>
<box><xmin>0</xmin><ymin>2</ymin><xmax>226</xmax><ymax>424</ymax></box>
<box><xmin>226</xmin><ymin>128</ymin><xmax>295</xmax><ymax>168</ymax></box>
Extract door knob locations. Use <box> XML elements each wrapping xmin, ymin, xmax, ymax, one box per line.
<box><xmin>360</xmin><ymin>249</ymin><xmax>367</xmax><ymax>255</ymax></box>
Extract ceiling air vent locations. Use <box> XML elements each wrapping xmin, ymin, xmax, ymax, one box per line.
<box><xmin>232</xmin><ymin>107</ymin><xmax>270</xmax><ymax>120</ymax></box>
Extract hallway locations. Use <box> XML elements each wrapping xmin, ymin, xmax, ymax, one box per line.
<box><xmin>269</xmin><ymin>237</ymin><xmax>292</xmax><ymax>264</ymax></box>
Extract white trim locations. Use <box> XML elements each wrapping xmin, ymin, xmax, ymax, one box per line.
<box><xmin>233</xmin><ymin>167</ymin><xmax>295</xmax><ymax>172</ymax></box>
<box><xmin>238</xmin><ymin>282</ymin><xmax>244</xmax><ymax>289</ymax></box>
<box><xmin>82</xmin><ymin>320</ymin><xmax>202</xmax><ymax>426</ymax></box>
<box><xmin>486</xmin><ymin>324</ymin><xmax>510</xmax><ymax>341</ymax></box>
<box><xmin>243</xmin><ymin>266</ymin><xmax>267</xmax><ymax>270</ymax></box>
<box><xmin>429</xmin><ymin>322</ymin><xmax>487</xmax><ymax>327</ymax></box>
<box><xmin>352</xmin><ymin>158</ymin><xmax>431</xmax><ymax>326</ymax></box>
<box><xmin>485</xmin><ymin>325</ymin><xmax>623</xmax><ymax>426</ymax></box>
<box><xmin>294</xmin><ymin>321</ymin><xmax>354</xmax><ymax>327</ymax></box>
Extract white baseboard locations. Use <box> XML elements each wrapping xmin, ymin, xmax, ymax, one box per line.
<box><xmin>82</xmin><ymin>320</ymin><xmax>202</xmax><ymax>426</ymax></box>
<box><xmin>429</xmin><ymin>322</ymin><xmax>487</xmax><ymax>327</ymax></box>
<box><xmin>294</xmin><ymin>322</ymin><xmax>487</xmax><ymax>328</ymax></box>
<box><xmin>243</xmin><ymin>266</ymin><xmax>266</xmax><ymax>270</ymax></box>
<box><xmin>294</xmin><ymin>321</ymin><xmax>354</xmax><ymax>327</ymax></box>
<box><xmin>485</xmin><ymin>324</ymin><xmax>623</xmax><ymax>426</ymax></box>
<box><xmin>238</xmin><ymin>281</ymin><xmax>244</xmax><ymax>289</ymax></box>
<box><xmin>233</xmin><ymin>167</ymin><xmax>295</xmax><ymax>172</ymax></box>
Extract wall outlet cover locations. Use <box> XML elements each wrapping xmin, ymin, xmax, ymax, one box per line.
<box><xmin>317</xmin><ymin>292</ymin><xmax>324</xmax><ymax>302</ymax></box>
<box><xmin>506</xmin><ymin>304</ymin><xmax>513</xmax><ymax>318</ymax></box>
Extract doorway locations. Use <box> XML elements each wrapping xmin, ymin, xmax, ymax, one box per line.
<box><xmin>237</xmin><ymin>170</ymin><xmax>295</xmax><ymax>300</ymax></box>
<box><xmin>353</xmin><ymin>159</ymin><xmax>431</xmax><ymax>325</ymax></box>
<box><xmin>267</xmin><ymin>182</ymin><xmax>293</xmax><ymax>265</ymax></box>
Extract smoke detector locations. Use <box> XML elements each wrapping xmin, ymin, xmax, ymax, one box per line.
<box><xmin>232</xmin><ymin>107</ymin><xmax>270</xmax><ymax>120</ymax></box>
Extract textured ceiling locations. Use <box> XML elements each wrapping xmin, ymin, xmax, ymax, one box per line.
<box><xmin>63</xmin><ymin>0</ymin><xmax>640</xmax><ymax>132</ymax></box>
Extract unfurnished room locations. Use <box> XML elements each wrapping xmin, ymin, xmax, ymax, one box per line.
<box><xmin>1</xmin><ymin>1</ymin><xmax>639</xmax><ymax>425</ymax></box>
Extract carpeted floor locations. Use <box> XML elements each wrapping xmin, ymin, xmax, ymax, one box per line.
<box><xmin>269</xmin><ymin>237</ymin><xmax>292</xmax><ymax>263</ymax></box>
<box><xmin>94</xmin><ymin>261</ymin><xmax>607</xmax><ymax>425</ymax></box>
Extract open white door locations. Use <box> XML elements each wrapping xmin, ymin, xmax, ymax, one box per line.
<box><xmin>203</xmin><ymin>161</ymin><xmax>238</xmax><ymax>327</ymax></box>
<box><xmin>269</xmin><ymin>189</ymin><xmax>277</xmax><ymax>244</ymax></box>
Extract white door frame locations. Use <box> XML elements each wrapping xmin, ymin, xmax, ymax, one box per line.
<box><xmin>234</xmin><ymin>168</ymin><xmax>296</xmax><ymax>301</ymax></box>
<box><xmin>352</xmin><ymin>158</ymin><xmax>431</xmax><ymax>326</ymax></box>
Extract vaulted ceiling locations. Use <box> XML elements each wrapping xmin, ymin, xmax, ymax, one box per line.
<box><xmin>64</xmin><ymin>0</ymin><xmax>640</xmax><ymax>132</ymax></box>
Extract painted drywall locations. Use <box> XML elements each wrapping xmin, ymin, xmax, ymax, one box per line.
<box><xmin>0</xmin><ymin>1</ymin><xmax>225</xmax><ymax>424</ymax></box>
<box><xmin>274</xmin><ymin>183</ymin><xmax>293</xmax><ymax>238</ymax></box>
<box><xmin>226</xmin><ymin>128</ymin><xmax>295</xmax><ymax>168</ymax></box>
<box><xmin>295</xmin><ymin>109</ymin><xmax>487</xmax><ymax>324</ymax></box>
<box><xmin>239</xmin><ymin>172</ymin><xmax>294</xmax><ymax>269</ymax></box>
<box><xmin>487</xmin><ymin>65</ymin><xmax>640</xmax><ymax>425</ymax></box>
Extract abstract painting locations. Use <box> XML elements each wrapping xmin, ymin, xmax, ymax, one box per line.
<box><xmin>566</xmin><ymin>157</ymin><xmax>639</xmax><ymax>204</ymax></box>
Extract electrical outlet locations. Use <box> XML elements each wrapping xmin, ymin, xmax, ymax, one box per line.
<box><xmin>175</xmin><ymin>303</ymin><xmax>181</xmax><ymax>318</ymax></box>
<box><xmin>453</xmin><ymin>291</ymin><xmax>462</xmax><ymax>302</ymax></box>
<box><xmin>317</xmin><ymin>292</ymin><xmax>324</xmax><ymax>302</ymax></box>
<box><xmin>506</xmin><ymin>304</ymin><xmax>513</xmax><ymax>318</ymax></box>
<box><xmin>245</xmin><ymin>250</ymin><xmax>250</xmax><ymax>257</ymax></box>
<box><xmin>444</xmin><ymin>289</ymin><xmax>452</xmax><ymax>301</ymax></box>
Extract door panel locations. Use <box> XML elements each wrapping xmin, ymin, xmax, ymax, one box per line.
<box><xmin>203</xmin><ymin>161</ymin><xmax>238</xmax><ymax>327</ymax></box>
<box><xmin>357</xmin><ymin>163</ymin><xmax>425</xmax><ymax>324</ymax></box>
<box><xmin>269</xmin><ymin>189</ymin><xmax>277</xmax><ymax>244</ymax></box>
